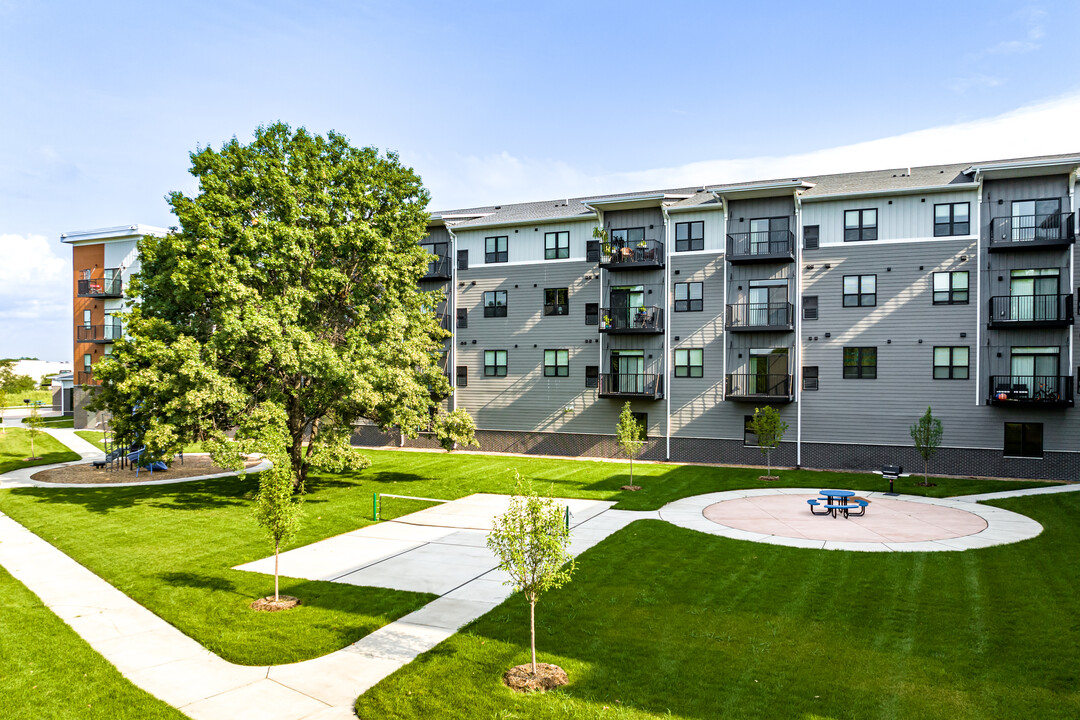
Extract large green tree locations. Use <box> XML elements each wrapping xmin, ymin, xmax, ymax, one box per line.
<box><xmin>94</xmin><ymin>123</ymin><xmax>450</xmax><ymax>489</ymax></box>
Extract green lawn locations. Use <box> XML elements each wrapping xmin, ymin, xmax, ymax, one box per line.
<box><xmin>0</xmin><ymin>428</ymin><xmax>81</xmax><ymax>475</ymax></box>
<box><xmin>2</xmin><ymin>389</ymin><xmax>54</xmax><ymax>407</ymax></box>
<box><xmin>22</xmin><ymin>417</ymin><xmax>73</xmax><ymax>428</ymax></box>
<box><xmin>0</xmin><ymin>449</ymin><xmax>1050</xmax><ymax>671</ymax></box>
<box><xmin>0</xmin><ymin>565</ymin><xmax>187</xmax><ymax>720</ymax></box>
<box><xmin>356</xmin><ymin>494</ymin><xmax>1080</xmax><ymax>720</ymax></box>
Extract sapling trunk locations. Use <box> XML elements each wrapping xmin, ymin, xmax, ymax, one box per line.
<box><xmin>274</xmin><ymin>538</ymin><xmax>280</xmax><ymax>602</ymax></box>
<box><xmin>530</xmin><ymin>598</ymin><xmax>537</xmax><ymax>674</ymax></box>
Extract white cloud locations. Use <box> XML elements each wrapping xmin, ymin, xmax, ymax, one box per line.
<box><xmin>948</xmin><ymin>74</ymin><xmax>1005</xmax><ymax>93</ymax></box>
<box><xmin>426</xmin><ymin>90</ymin><xmax>1080</xmax><ymax>209</ymax></box>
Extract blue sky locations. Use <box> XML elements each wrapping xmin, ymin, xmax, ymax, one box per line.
<box><xmin>2</xmin><ymin>0</ymin><xmax>1079</xmax><ymax>360</ymax></box>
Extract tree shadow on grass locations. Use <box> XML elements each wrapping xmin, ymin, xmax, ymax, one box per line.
<box><xmin>5</xmin><ymin>481</ymin><xmax>251</xmax><ymax>515</ymax></box>
<box><xmin>158</xmin><ymin>571</ymin><xmax>244</xmax><ymax>597</ymax></box>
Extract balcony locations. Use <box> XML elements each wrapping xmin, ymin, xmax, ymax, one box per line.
<box><xmin>435</xmin><ymin>313</ymin><xmax>452</xmax><ymax>332</ymax></box>
<box><xmin>598</xmin><ymin>306</ymin><xmax>663</xmax><ymax>334</ymax></box>
<box><xmin>77</xmin><ymin>271</ymin><xmax>123</xmax><ymax>298</ymax></box>
<box><xmin>597</xmin><ymin>373</ymin><xmax>663</xmax><ymax>399</ymax></box>
<box><xmin>422</xmin><ymin>254</ymin><xmax>452</xmax><ymax>280</ymax></box>
<box><xmin>725</xmin><ymin>373</ymin><xmax>794</xmax><ymax>402</ymax></box>
<box><xmin>77</xmin><ymin>370</ymin><xmax>96</xmax><ymax>385</ymax></box>
<box><xmin>988</xmin><ymin>375</ymin><xmax>1073</xmax><ymax>407</ymax></box>
<box><xmin>988</xmin><ymin>295</ymin><xmax>1074</xmax><ymax>329</ymax></box>
<box><xmin>77</xmin><ymin>324</ymin><xmax>124</xmax><ymax>343</ymax></box>
<box><xmin>726</xmin><ymin>303</ymin><xmax>794</xmax><ymax>332</ymax></box>
<box><xmin>598</xmin><ymin>240</ymin><xmax>664</xmax><ymax>271</ymax></box>
<box><xmin>988</xmin><ymin>213</ymin><xmax>1075</xmax><ymax>253</ymax></box>
<box><xmin>726</xmin><ymin>231</ymin><xmax>795</xmax><ymax>264</ymax></box>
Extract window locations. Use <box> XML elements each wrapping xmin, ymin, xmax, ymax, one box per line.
<box><xmin>803</xmin><ymin>296</ymin><xmax>818</xmax><ymax>320</ymax></box>
<box><xmin>456</xmin><ymin>366</ymin><xmax>468</xmax><ymax>387</ymax></box>
<box><xmin>83</xmin><ymin>353</ymin><xmax>92</xmax><ymax>370</ymax></box>
<box><xmin>933</xmin><ymin>271</ymin><xmax>969</xmax><ymax>305</ymax></box>
<box><xmin>804</xmin><ymin>225</ymin><xmax>820</xmax><ymax>250</ymax></box>
<box><xmin>674</xmin><ymin>282</ymin><xmax>703</xmax><ymax>312</ymax></box>
<box><xmin>675</xmin><ymin>221</ymin><xmax>704</xmax><ymax>252</ymax></box>
<box><xmin>586</xmin><ymin>240</ymin><xmax>600</xmax><ymax>262</ymax></box>
<box><xmin>934</xmin><ymin>202</ymin><xmax>970</xmax><ymax>237</ymax></box>
<box><xmin>610</xmin><ymin>227</ymin><xmax>645</xmax><ymax>247</ymax></box>
<box><xmin>843</xmin><ymin>347</ymin><xmax>877</xmax><ymax>379</ymax></box>
<box><xmin>544</xmin><ymin>349</ymin><xmax>569</xmax><ymax>377</ymax></box>
<box><xmin>843</xmin><ymin>274</ymin><xmax>876</xmax><ymax>307</ymax></box>
<box><xmin>585</xmin><ymin>365</ymin><xmax>599</xmax><ymax>388</ymax></box>
<box><xmin>585</xmin><ymin>303</ymin><xmax>599</xmax><ymax>325</ymax></box>
<box><xmin>457</xmin><ymin>249</ymin><xmax>468</xmax><ymax>270</ymax></box>
<box><xmin>933</xmin><ymin>347</ymin><xmax>969</xmax><ymax>379</ymax></box>
<box><xmin>484</xmin><ymin>350</ymin><xmax>507</xmax><ymax>377</ymax></box>
<box><xmin>545</xmin><ymin>231</ymin><xmax>569</xmax><ymax>260</ymax></box>
<box><xmin>544</xmin><ymin>288</ymin><xmax>569</xmax><ymax>316</ymax></box>
<box><xmin>844</xmin><ymin>209</ymin><xmax>878</xmax><ymax>242</ymax></box>
<box><xmin>633</xmin><ymin>412</ymin><xmax>648</xmax><ymax>441</ymax></box>
<box><xmin>483</xmin><ymin>291</ymin><xmax>507</xmax><ymax>317</ymax></box>
<box><xmin>1004</xmin><ymin>422</ymin><xmax>1043</xmax><ymax>458</ymax></box>
<box><xmin>82</xmin><ymin>309</ymin><xmax>92</xmax><ymax>327</ymax></box>
<box><xmin>803</xmin><ymin>366</ymin><xmax>819</xmax><ymax>390</ymax></box>
<box><xmin>456</xmin><ymin>308</ymin><xmax>468</xmax><ymax>329</ymax></box>
<box><xmin>485</xmin><ymin>236</ymin><xmax>507</xmax><ymax>263</ymax></box>
<box><xmin>674</xmin><ymin>349</ymin><xmax>703</xmax><ymax>378</ymax></box>
<box><xmin>743</xmin><ymin>415</ymin><xmax>758</xmax><ymax>446</ymax></box>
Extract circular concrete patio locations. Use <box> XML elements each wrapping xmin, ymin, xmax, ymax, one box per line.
<box><xmin>658</xmin><ymin>489</ymin><xmax>1043</xmax><ymax>552</ymax></box>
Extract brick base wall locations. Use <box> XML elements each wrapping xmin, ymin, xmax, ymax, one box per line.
<box><xmin>72</xmin><ymin>387</ymin><xmax>107</xmax><ymax>431</ymax></box>
<box><xmin>351</xmin><ymin>425</ymin><xmax>1078</xmax><ymax>481</ymax></box>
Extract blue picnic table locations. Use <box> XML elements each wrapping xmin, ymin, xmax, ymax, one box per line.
<box><xmin>807</xmin><ymin>489</ymin><xmax>867</xmax><ymax>518</ymax></box>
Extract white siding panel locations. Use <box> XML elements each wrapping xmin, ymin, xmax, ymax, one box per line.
<box><xmin>454</xmin><ymin>219</ymin><xmax>595</xmax><ymax>266</ymax></box>
<box><xmin>804</xmin><ymin>190</ymin><xmax>979</xmax><ymax>247</ymax></box>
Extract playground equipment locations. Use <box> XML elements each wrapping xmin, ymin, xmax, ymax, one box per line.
<box><xmin>90</xmin><ymin>413</ymin><xmax>183</xmax><ymax>477</ymax></box>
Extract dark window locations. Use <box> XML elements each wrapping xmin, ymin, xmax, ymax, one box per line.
<box><xmin>544</xmin><ymin>288</ymin><xmax>569</xmax><ymax>316</ymax></box>
<box><xmin>804</xmin><ymin>225</ymin><xmax>820</xmax><ymax>250</ymax></box>
<box><xmin>456</xmin><ymin>308</ymin><xmax>468</xmax><ymax>329</ymax></box>
<box><xmin>632</xmin><ymin>412</ymin><xmax>648</xmax><ymax>441</ymax></box>
<box><xmin>585</xmin><ymin>303</ymin><xmax>599</xmax><ymax>325</ymax></box>
<box><xmin>933</xmin><ymin>347</ymin><xmax>969</xmax><ymax>379</ymax></box>
<box><xmin>483</xmin><ymin>291</ymin><xmax>507</xmax><ymax>317</ymax></box>
<box><xmin>585</xmin><ymin>365</ymin><xmax>599</xmax><ymax>388</ymax></box>
<box><xmin>844</xmin><ymin>209</ymin><xmax>878</xmax><ymax>242</ymax></box>
<box><xmin>457</xmin><ymin>249</ymin><xmax>468</xmax><ymax>270</ymax></box>
<box><xmin>674</xmin><ymin>348</ymin><xmax>703</xmax><ymax>378</ymax></box>
<box><xmin>932</xmin><ymin>271</ymin><xmax>969</xmax><ymax>304</ymax></box>
<box><xmin>934</xmin><ymin>202</ymin><xmax>970</xmax><ymax>237</ymax></box>
<box><xmin>545</xmin><ymin>231</ymin><xmax>569</xmax><ymax>260</ymax></box>
<box><xmin>544</xmin><ymin>349</ymin><xmax>569</xmax><ymax>377</ymax></box>
<box><xmin>674</xmin><ymin>282</ymin><xmax>703</xmax><ymax>312</ymax></box>
<box><xmin>803</xmin><ymin>366</ymin><xmax>819</xmax><ymax>390</ymax></box>
<box><xmin>610</xmin><ymin>228</ymin><xmax>645</xmax><ymax>247</ymax></box>
<box><xmin>803</xmin><ymin>295</ymin><xmax>819</xmax><ymax>320</ymax></box>
<box><xmin>843</xmin><ymin>274</ymin><xmax>877</xmax><ymax>307</ymax></box>
<box><xmin>455</xmin><ymin>366</ymin><xmax>468</xmax><ymax>387</ymax></box>
<box><xmin>586</xmin><ymin>240</ymin><xmax>600</xmax><ymax>262</ymax></box>
<box><xmin>675</xmin><ymin>221</ymin><xmax>704</xmax><ymax>252</ymax></box>
<box><xmin>485</xmin><ymin>236</ymin><xmax>508</xmax><ymax>263</ymax></box>
<box><xmin>484</xmin><ymin>350</ymin><xmax>507</xmax><ymax>377</ymax></box>
<box><xmin>843</xmin><ymin>347</ymin><xmax>877</xmax><ymax>379</ymax></box>
<box><xmin>1004</xmin><ymin>422</ymin><xmax>1043</xmax><ymax>458</ymax></box>
<box><xmin>743</xmin><ymin>415</ymin><xmax>758</xmax><ymax>446</ymax></box>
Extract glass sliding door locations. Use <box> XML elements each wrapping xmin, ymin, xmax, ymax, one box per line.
<box><xmin>611</xmin><ymin>350</ymin><xmax>644</xmax><ymax>394</ymax></box>
<box><xmin>609</xmin><ymin>286</ymin><xmax>644</xmax><ymax>330</ymax></box>
<box><xmin>1010</xmin><ymin>269</ymin><xmax>1060</xmax><ymax>322</ymax></box>
<box><xmin>1012</xmin><ymin>199</ymin><xmax>1062</xmax><ymax>242</ymax></box>
<box><xmin>1010</xmin><ymin>347</ymin><xmax>1060</xmax><ymax>399</ymax></box>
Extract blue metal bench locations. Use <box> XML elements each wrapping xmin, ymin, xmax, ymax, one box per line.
<box><xmin>807</xmin><ymin>498</ymin><xmax>830</xmax><ymax>516</ymax></box>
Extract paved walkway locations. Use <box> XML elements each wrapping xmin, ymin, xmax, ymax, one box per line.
<box><xmin>953</xmin><ymin>482</ymin><xmax>1080</xmax><ymax>503</ymax></box>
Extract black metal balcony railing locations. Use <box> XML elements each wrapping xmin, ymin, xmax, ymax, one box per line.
<box><xmin>77</xmin><ymin>370</ymin><xmax>95</xmax><ymax>385</ymax></box>
<box><xmin>598</xmin><ymin>240</ymin><xmax>664</xmax><ymax>270</ymax></box>
<box><xmin>726</xmin><ymin>303</ymin><xmax>793</xmax><ymax>332</ymax></box>
<box><xmin>598</xmin><ymin>306</ymin><xmax>663</xmax><ymax>334</ymax></box>
<box><xmin>77</xmin><ymin>324</ymin><xmax>123</xmax><ymax>343</ymax></box>
<box><xmin>435</xmin><ymin>313</ymin><xmax>452</xmax><ymax>332</ymax></box>
<box><xmin>988</xmin><ymin>295</ymin><xmax>1074</xmax><ymax>328</ymax></box>
<box><xmin>77</xmin><ymin>272</ymin><xmax>123</xmax><ymax>297</ymax></box>
<box><xmin>988</xmin><ymin>213</ymin><xmax>1075</xmax><ymax>252</ymax></box>
<box><xmin>423</xmin><ymin>254</ymin><xmax>452</xmax><ymax>279</ymax></box>
<box><xmin>988</xmin><ymin>375</ymin><xmax>1074</xmax><ymax>406</ymax></box>
<box><xmin>597</xmin><ymin>373</ymin><xmax>663</xmax><ymax>399</ymax></box>
<box><xmin>726</xmin><ymin>231</ymin><xmax>795</xmax><ymax>264</ymax></box>
<box><xmin>725</xmin><ymin>373</ymin><xmax>794</xmax><ymax>402</ymax></box>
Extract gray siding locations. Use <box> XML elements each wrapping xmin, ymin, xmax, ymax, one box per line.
<box><xmin>669</xmin><ymin>253</ymin><xmax>726</xmax><ymax>438</ymax></box>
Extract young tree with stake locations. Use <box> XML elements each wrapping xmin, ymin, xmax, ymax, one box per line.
<box><xmin>748</xmin><ymin>406</ymin><xmax>788</xmax><ymax>480</ymax></box>
<box><xmin>487</xmin><ymin>475</ymin><xmax>574</xmax><ymax>688</ymax></box>
<box><xmin>910</xmin><ymin>406</ymin><xmax>943</xmax><ymax>487</ymax></box>
<box><xmin>616</xmin><ymin>401</ymin><xmax>645</xmax><ymax>490</ymax></box>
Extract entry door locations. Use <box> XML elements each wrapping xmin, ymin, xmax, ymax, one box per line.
<box><xmin>1012</xmin><ymin>199</ymin><xmax>1062</xmax><ymax>241</ymax></box>
<box><xmin>1010</xmin><ymin>269</ymin><xmax>1060</xmax><ymax>321</ymax></box>
<box><xmin>611</xmin><ymin>351</ymin><xmax>644</xmax><ymax>393</ymax></box>
<box><xmin>749</xmin><ymin>279</ymin><xmax>789</xmax><ymax>326</ymax></box>
<box><xmin>749</xmin><ymin>348</ymin><xmax>788</xmax><ymax>394</ymax></box>
<box><xmin>609</xmin><ymin>286</ymin><xmax>644</xmax><ymax>330</ymax></box>
<box><xmin>749</xmin><ymin>217</ymin><xmax>789</xmax><ymax>254</ymax></box>
<box><xmin>1010</xmin><ymin>348</ymin><xmax>1060</xmax><ymax>398</ymax></box>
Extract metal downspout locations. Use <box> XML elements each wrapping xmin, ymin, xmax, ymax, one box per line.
<box><xmin>661</xmin><ymin>203</ymin><xmax>672</xmax><ymax>461</ymax></box>
<box><xmin>974</xmin><ymin>173</ymin><xmax>984</xmax><ymax>408</ymax></box>
<box><xmin>793</xmin><ymin>191</ymin><xmax>803</xmax><ymax>468</ymax></box>
<box><xmin>445</xmin><ymin>223</ymin><xmax>459</xmax><ymax>413</ymax></box>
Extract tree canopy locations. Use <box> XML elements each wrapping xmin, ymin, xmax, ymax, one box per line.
<box><xmin>94</xmin><ymin>123</ymin><xmax>450</xmax><ymax>488</ymax></box>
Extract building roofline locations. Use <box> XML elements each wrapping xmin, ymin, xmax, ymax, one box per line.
<box><xmin>60</xmin><ymin>224</ymin><xmax>170</xmax><ymax>243</ymax></box>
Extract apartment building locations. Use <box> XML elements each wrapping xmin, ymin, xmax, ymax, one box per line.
<box><xmin>355</xmin><ymin>153</ymin><xmax>1080</xmax><ymax>480</ymax></box>
<box><xmin>61</xmin><ymin>224</ymin><xmax>168</xmax><ymax>428</ymax></box>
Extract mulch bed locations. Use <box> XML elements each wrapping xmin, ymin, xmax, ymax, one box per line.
<box><xmin>251</xmin><ymin>595</ymin><xmax>300</xmax><ymax>612</ymax></box>
<box><xmin>621</xmin><ymin>484</ymin><xmax>642</xmax><ymax>491</ymax></box>
<box><xmin>30</xmin><ymin>455</ymin><xmax>262</xmax><ymax>484</ymax></box>
<box><xmin>759</xmin><ymin>475</ymin><xmax>780</xmax><ymax>482</ymax></box>
<box><xmin>503</xmin><ymin>663</ymin><xmax>568</xmax><ymax>693</ymax></box>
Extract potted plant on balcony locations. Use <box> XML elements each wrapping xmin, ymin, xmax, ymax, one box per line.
<box><xmin>593</xmin><ymin>226</ymin><xmax>612</xmax><ymax>257</ymax></box>
<box><xmin>600</xmin><ymin>315</ymin><xmax>612</xmax><ymax>330</ymax></box>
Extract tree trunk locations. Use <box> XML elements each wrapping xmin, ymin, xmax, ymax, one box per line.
<box><xmin>767</xmin><ymin>449</ymin><xmax>771</xmax><ymax>478</ymax></box>
<box><xmin>274</xmin><ymin>537</ymin><xmax>280</xmax><ymax>602</ymax></box>
<box><xmin>925</xmin><ymin>457</ymin><xmax>929</xmax><ymax>486</ymax></box>
<box><xmin>530</xmin><ymin>598</ymin><xmax>537</xmax><ymax>675</ymax></box>
<box><xmin>629</xmin><ymin>453</ymin><xmax>633</xmax><ymax>487</ymax></box>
